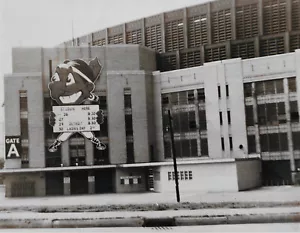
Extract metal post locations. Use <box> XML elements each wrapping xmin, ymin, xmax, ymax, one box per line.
<box><xmin>168</xmin><ymin>109</ymin><xmax>180</xmax><ymax>203</ymax></box>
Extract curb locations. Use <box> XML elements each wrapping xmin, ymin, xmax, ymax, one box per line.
<box><xmin>0</xmin><ymin>213</ymin><xmax>299</xmax><ymax>228</ymax></box>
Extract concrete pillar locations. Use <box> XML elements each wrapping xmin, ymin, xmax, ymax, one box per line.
<box><xmin>63</xmin><ymin>172</ymin><xmax>70</xmax><ymax>195</ymax></box>
<box><xmin>258</xmin><ymin>0</ymin><xmax>264</xmax><ymax>36</ymax></box>
<box><xmin>161</xmin><ymin>13</ymin><xmax>166</xmax><ymax>52</ymax></box>
<box><xmin>61</xmin><ymin>141</ymin><xmax>69</xmax><ymax>166</ymax></box>
<box><xmin>176</xmin><ymin>50</ymin><xmax>180</xmax><ymax>69</ymax></box>
<box><xmin>254</xmin><ymin>37</ymin><xmax>260</xmax><ymax>57</ymax></box>
<box><xmin>284</xmin><ymin>32</ymin><xmax>290</xmax><ymax>53</ymax></box>
<box><xmin>252</xmin><ymin>83</ymin><xmax>261</xmax><ymax>153</ymax></box>
<box><xmin>207</xmin><ymin>3</ymin><xmax>212</xmax><ymax>44</ymax></box>
<box><xmin>85</xmin><ymin>139</ymin><xmax>94</xmax><ymax>166</ymax></box>
<box><xmin>123</xmin><ymin>24</ymin><xmax>126</xmax><ymax>44</ymax></box>
<box><xmin>194</xmin><ymin>89</ymin><xmax>201</xmax><ymax>156</ymax></box>
<box><xmin>283</xmin><ymin>78</ymin><xmax>296</xmax><ymax>184</ymax></box>
<box><xmin>286</xmin><ymin>0</ymin><xmax>292</xmax><ymax>32</ymax></box>
<box><xmin>226</xmin><ymin>41</ymin><xmax>231</xmax><ymax>59</ymax></box>
<box><xmin>183</xmin><ymin>8</ymin><xmax>188</xmax><ymax>49</ymax></box>
<box><xmin>105</xmin><ymin>28</ymin><xmax>109</xmax><ymax>45</ymax></box>
<box><xmin>141</xmin><ymin>18</ymin><xmax>146</xmax><ymax>46</ymax></box>
<box><xmin>88</xmin><ymin>171</ymin><xmax>95</xmax><ymax>194</ymax></box>
<box><xmin>200</xmin><ymin>45</ymin><xmax>205</xmax><ymax>64</ymax></box>
<box><xmin>230</xmin><ymin>0</ymin><xmax>236</xmax><ymax>40</ymax></box>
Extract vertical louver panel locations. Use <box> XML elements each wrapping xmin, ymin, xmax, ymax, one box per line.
<box><xmin>205</xmin><ymin>46</ymin><xmax>226</xmax><ymax>62</ymax></box>
<box><xmin>188</xmin><ymin>14</ymin><xmax>208</xmax><ymax>48</ymax></box>
<box><xmin>263</xmin><ymin>0</ymin><xmax>287</xmax><ymax>35</ymax></box>
<box><xmin>126</xmin><ymin>29</ymin><xmax>142</xmax><ymax>45</ymax></box>
<box><xmin>145</xmin><ymin>24</ymin><xmax>162</xmax><ymax>52</ymax></box>
<box><xmin>236</xmin><ymin>4</ymin><xmax>258</xmax><ymax>39</ymax></box>
<box><xmin>161</xmin><ymin>55</ymin><xmax>177</xmax><ymax>71</ymax></box>
<box><xmin>180</xmin><ymin>50</ymin><xmax>201</xmax><ymax>69</ymax></box>
<box><xmin>292</xmin><ymin>0</ymin><xmax>300</xmax><ymax>31</ymax></box>
<box><xmin>108</xmin><ymin>34</ymin><xmax>123</xmax><ymax>44</ymax></box>
<box><xmin>290</xmin><ymin>34</ymin><xmax>300</xmax><ymax>51</ymax></box>
<box><xmin>231</xmin><ymin>42</ymin><xmax>255</xmax><ymax>59</ymax></box>
<box><xmin>165</xmin><ymin>19</ymin><xmax>184</xmax><ymax>52</ymax></box>
<box><xmin>92</xmin><ymin>38</ymin><xmax>106</xmax><ymax>46</ymax></box>
<box><xmin>211</xmin><ymin>9</ymin><xmax>232</xmax><ymax>43</ymax></box>
<box><xmin>260</xmin><ymin>37</ymin><xmax>285</xmax><ymax>56</ymax></box>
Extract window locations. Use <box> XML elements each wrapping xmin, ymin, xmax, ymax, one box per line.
<box><xmin>245</xmin><ymin>105</ymin><xmax>254</xmax><ymax>126</ymax></box>
<box><xmin>257</xmin><ymin>102</ymin><xmax>286</xmax><ymax>126</ymax></box>
<box><xmin>126</xmin><ymin>142</ymin><xmax>134</xmax><ymax>163</ymax></box>
<box><xmin>94</xmin><ymin>143</ymin><xmax>109</xmax><ymax>165</ymax></box>
<box><xmin>244</xmin><ymin>83</ymin><xmax>253</xmax><ymax>97</ymax></box>
<box><xmin>232</xmin><ymin>42</ymin><xmax>255</xmax><ymax>59</ymax></box>
<box><xmin>211</xmin><ymin>9</ymin><xmax>232</xmax><ymax>43</ymax></box>
<box><xmin>108</xmin><ymin>34</ymin><xmax>123</xmax><ymax>44</ymax></box>
<box><xmin>165</xmin><ymin>19</ymin><xmax>184</xmax><ymax>52</ymax></box>
<box><xmin>288</xmin><ymin>77</ymin><xmax>297</xmax><ymax>92</ymax></box>
<box><xmin>168</xmin><ymin>172</ymin><xmax>172</xmax><ymax>181</ymax></box>
<box><xmin>218</xmin><ymin>86</ymin><xmax>221</xmax><ymax>98</ymax></box>
<box><xmin>236</xmin><ymin>4</ymin><xmax>258</xmax><ymax>39</ymax></box>
<box><xmin>188</xmin><ymin>14</ymin><xmax>208</xmax><ymax>47</ymax></box>
<box><xmin>290</xmin><ymin>101</ymin><xmax>299</xmax><ymax>122</ymax></box>
<box><xmin>229</xmin><ymin>137</ymin><xmax>233</xmax><ymax>150</ymax></box>
<box><xmin>260</xmin><ymin>133</ymin><xmax>288</xmax><ymax>152</ymax></box>
<box><xmin>219</xmin><ymin>112</ymin><xmax>223</xmax><ymax>125</ymax></box>
<box><xmin>200</xmin><ymin>138</ymin><xmax>209</xmax><ymax>156</ymax></box>
<box><xmin>126</xmin><ymin>29</ymin><xmax>142</xmax><ymax>45</ymax></box>
<box><xmin>99</xmin><ymin>96</ymin><xmax>107</xmax><ymax>110</ymax></box>
<box><xmin>221</xmin><ymin>137</ymin><xmax>225</xmax><ymax>151</ymax></box>
<box><xmin>69</xmin><ymin>142</ymin><xmax>86</xmax><ymax>166</ymax></box>
<box><xmin>188</xmin><ymin>171</ymin><xmax>193</xmax><ymax>180</ymax></box>
<box><xmin>125</xmin><ymin>115</ymin><xmax>133</xmax><ymax>136</ymax></box>
<box><xmin>197</xmin><ymin>89</ymin><xmax>205</xmax><ymax>102</ymax></box>
<box><xmin>227</xmin><ymin>111</ymin><xmax>231</xmax><ymax>125</ymax></box>
<box><xmin>226</xmin><ymin>85</ymin><xmax>229</xmax><ymax>97</ymax></box>
<box><xmin>199</xmin><ymin>110</ymin><xmax>207</xmax><ymax>131</ymax></box>
<box><xmin>260</xmin><ymin>37</ymin><xmax>285</xmax><ymax>56</ymax></box>
<box><xmin>247</xmin><ymin>135</ymin><xmax>256</xmax><ymax>154</ymax></box>
<box><xmin>187</xmin><ymin>91</ymin><xmax>195</xmax><ymax>104</ymax></box>
<box><xmin>292</xmin><ymin>132</ymin><xmax>300</xmax><ymax>150</ymax></box>
<box><xmin>124</xmin><ymin>94</ymin><xmax>132</xmax><ymax>108</ymax></box>
<box><xmin>145</xmin><ymin>24</ymin><xmax>162</xmax><ymax>52</ymax></box>
<box><xmin>19</xmin><ymin>90</ymin><xmax>28</xmax><ymax>112</ymax></box>
<box><xmin>162</xmin><ymin>95</ymin><xmax>169</xmax><ymax>105</ymax></box>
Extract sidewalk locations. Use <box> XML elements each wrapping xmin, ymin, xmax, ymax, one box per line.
<box><xmin>0</xmin><ymin>186</ymin><xmax>299</xmax><ymax>208</ymax></box>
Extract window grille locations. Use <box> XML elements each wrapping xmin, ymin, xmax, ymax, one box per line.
<box><xmin>231</xmin><ymin>42</ymin><xmax>255</xmax><ymax>59</ymax></box>
<box><xmin>126</xmin><ymin>29</ymin><xmax>142</xmax><ymax>45</ymax></box>
<box><xmin>108</xmin><ymin>34</ymin><xmax>123</xmax><ymax>44</ymax></box>
<box><xmin>188</xmin><ymin>14</ymin><xmax>208</xmax><ymax>48</ymax></box>
<box><xmin>236</xmin><ymin>4</ymin><xmax>258</xmax><ymax>39</ymax></box>
<box><xmin>292</xmin><ymin>0</ymin><xmax>300</xmax><ymax>31</ymax></box>
<box><xmin>205</xmin><ymin>46</ymin><xmax>226</xmax><ymax>62</ymax></box>
<box><xmin>165</xmin><ymin>19</ymin><xmax>184</xmax><ymax>52</ymax></box>
<box><xmin>260</xmin><ymin>37</ymin><xmax>284</xmax><ymax>56</ymax></box>
<box><xmin>211</xmin><ymin>9</ymin><xmax>232</xmax><ymax>43</ymax></box>
<box><xmin>161</xmin><ymin>54</ymin><xmax>177</xmax><ymax>71</ymax></box>
<box><xmin>180</xmin><ymin>50</ymin><xmax>201</xmax><ymax>69</ymax></box>
<box><xmin>290</xmin><ymin>34</ymin><xmax>300</xmax><ymax>52</ymax></box>
<box><xmin>145</xmin><ymin>24</ymin><xmax>162</xmax><ymax>52</ymax></box>
<box><xmin>263</xmin><ymin>0</ymin><xmax>287</xmax><ymax>35</ymax></box>
<box><xmin>92</xmin><ymin>38</ymin><xmax>106</xmax><ymax>46</ymax></box>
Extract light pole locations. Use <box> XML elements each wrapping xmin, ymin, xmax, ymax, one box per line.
<box><xmin>167</xmin><ymin>109</ymin><xmax>180</xmax><ymax>203</ymax></box>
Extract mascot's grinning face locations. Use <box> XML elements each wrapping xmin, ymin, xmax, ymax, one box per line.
<box><xmin>48</xmin><ymin>59</ymin><xmax>101</xmax><ymax>105</ymax></box>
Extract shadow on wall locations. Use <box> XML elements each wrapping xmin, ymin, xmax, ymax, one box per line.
<box><xmin>0</xmin><ymin>158</ymin><xmax>3</xmax><ymax>184</ymax></box>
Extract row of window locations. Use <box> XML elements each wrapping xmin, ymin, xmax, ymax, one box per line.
<box><xmin>244</xmin><ymin>78</ymin><xmax>297</xmax><ymax>97</ymax></box>
<box><xmin>162</xmin><ymin>89</ymin><xmax>205</xmax><ymax>106</ymax></box>
<box><xmin>87</xmin><ymin>0</ymin><xmax>300</xmax><ymax>52</ymax></box>
<box><xmin>221</xmin><ymin>136</ymin><xmax>233</xmax><ymax>151</ymax></box>
<box><xmin>168</xmin><ymin>171</ymin><xmax>193</xmax><ymax>181</ymax></box>
<box><xmin>120</xmin><ymin>176</ymin><xmax>142</xmax><ymax>185</ymax></box>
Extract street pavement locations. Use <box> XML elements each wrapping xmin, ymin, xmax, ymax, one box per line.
<box><xmin>0</xmin><ymin>223</ymin><xmax>299</xmax><ymax>232</ymax></box>
<box><xmin>0</xmin><ymin>186</ymin><xmax>299</xmax><ymax>208</ymax></box>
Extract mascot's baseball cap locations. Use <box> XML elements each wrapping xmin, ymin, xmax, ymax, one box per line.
<box><xmin>58</xmin><ymin>59</ymin><xmax>99</xmax><ymax>84</ymax></box>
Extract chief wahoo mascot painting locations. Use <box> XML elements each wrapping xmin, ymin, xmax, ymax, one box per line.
<box><xmin>48</xmin><ymin>58</ymin><xmax>106</xmax><ymax>152</ymax></box>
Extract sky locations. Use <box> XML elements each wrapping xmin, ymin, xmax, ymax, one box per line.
<box><xmin>0</xmin><ymin>0</ymin><xmax>208</xmax><ymax>155</ymax></box>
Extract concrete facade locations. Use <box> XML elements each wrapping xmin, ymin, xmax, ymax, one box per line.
<box><xmin>2</xmin><ymin>45</ymin><xmax>300</xmax><ymax>197</ymax></box>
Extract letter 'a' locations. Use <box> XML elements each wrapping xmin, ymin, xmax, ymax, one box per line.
<box><xmin>7</xmin><ymin>144</ymin><xmax>20</xmax><ymax>158</ymax></box>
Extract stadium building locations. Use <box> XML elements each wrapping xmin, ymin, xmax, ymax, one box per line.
<box><xmin>1</xmin><ymin>0</ymin><xmax>300</xmax><ymax>197</ymax></box>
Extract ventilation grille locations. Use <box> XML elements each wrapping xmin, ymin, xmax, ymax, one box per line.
<box><xmin>126</xmin><ymin>29</ymin><xmax>142</xmax><ymax>45</ymax></box>
<box><xmin>145</xmin><ymin>24</ymin><xmax>162</xmax><ymax>52</ymax></box>
<box><xmin>263</xmin><ymin>0</ymin><xmax>287</xmax><ymax>35</ymax></box>
<box><xmin>108</xmin><ymin>34</ymin><xmax>123</xmax><ymax>44</ymax></box>
<box><xmin>205</xmin><ymin>46</ymin><xmax>226</xmax><ymax>62</ymax></box>
<box><xmin>211</xmin><ymin>9</ymin><xmax>232</xmax><ymax>43</ymax></box>
<box><xmin>232</xmin><ymin>41</ymin><xmax>255</xmax><ymax>59</ymax></box>
<box><xmin>161</xmin><ymin>55</ymin><xmax>177</xmax><ymax>71</ymax></box>
<box><xmin>260</xmin><ymin>37</ymin><xmax>285</xmax><ymax>56</ymax></box>
<box><xmin>292</xmin><ymin>0</ymin><xmax>300</xmax><ymax>31</ymax></box>
<box><xmin>165</xmin><ymin>19</ymin><xmax>184</xmax><ymax>52</ymax></box>
<box><xmin>92</xmin><ymin>38</ymin><xmax>106</xmax><ymax>46</ymax></box>
<box><xmin>188</xmin><ymin>15</ymin><xmax>208</xmax><ymax>48</ymax></box>
<box><xmin>290</xmin><ymin>34</ymin><xmax>300</xmax><ymax>51</ymax></box>
<box><xmin>236</xmin><ymin>4</ymin><xmax>259</xmax><ymax>39</ymax></box>
<box><xmin>180</xmin><ymin>50</ymin><xmax>201</xmax><ymax>69</ymax></box>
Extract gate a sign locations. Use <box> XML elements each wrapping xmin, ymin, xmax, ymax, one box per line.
<box><xmin>5</xmin><ymin>136</ymin><xmax>22</xmax><ymax>159</ymax></box>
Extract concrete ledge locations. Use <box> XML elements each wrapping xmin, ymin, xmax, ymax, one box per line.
<box><xmin>0</xmin><ymin>213</ymin><xmax>300</xmax><ymax>228</ymax></box>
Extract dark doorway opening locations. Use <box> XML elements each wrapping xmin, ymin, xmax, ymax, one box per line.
<box><xmin>262</xmin><ymin>160</ymin><xmax>292</xmax><ymax>186</ymax></box>
<box><xmin>46</xmin><ymin>172</ymin><xmax>64</xmax><ymax>196</ymax></box>
<box><xmin>70</xmin><ymin>170</ymin><xmax>88</xmax><ymax>195</ymax></box>
<box><xmin>95</xmin><ymin>169</ymin><xmax>114</xmax><ymax>193</ymax></box>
